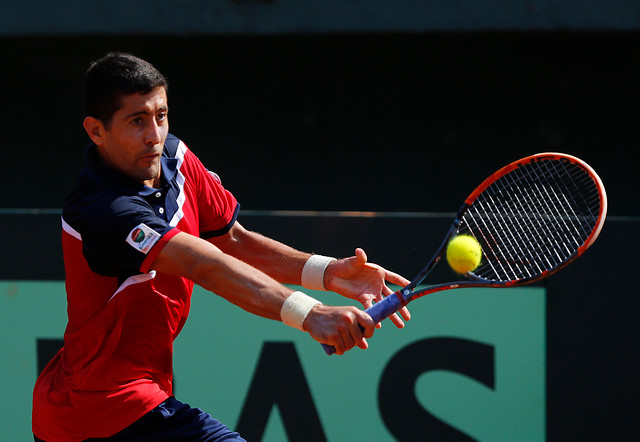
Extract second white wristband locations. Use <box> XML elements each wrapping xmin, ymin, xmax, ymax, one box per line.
<box><xmin>281</xmin><ymin>291</ymin><xmax>321</xmax><ymax>331</ymax></box>
<box><xmin>301</xmin><ymin>254</ymin><xmax>336</xmax><ymax>291</ymax></box>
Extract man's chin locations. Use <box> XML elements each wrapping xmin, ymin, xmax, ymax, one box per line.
<box><xmin>130</xmin><ymin>167</ymin><xmax>160</xmax><ymax>186</ymax></box>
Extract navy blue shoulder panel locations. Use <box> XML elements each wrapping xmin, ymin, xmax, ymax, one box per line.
<box><xmin>164</xmin><ymin>133</ymin><xmax>179</xmax><ymax>158</ymax></box>
<box><xmin>63</xmin><ymin>177</ymin><xmax>173</xmax><ymax>278</ymax></box>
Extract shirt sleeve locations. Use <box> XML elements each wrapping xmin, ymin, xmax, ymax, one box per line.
<box><xmin>181</xmin><ymin>149</ymin><xmax>239</xmax><ymax>238</ymax></box>
<box><xmin>66</xmin><ymin>194</ymin><xmax>175</xmax><ymax>278</ymax></box>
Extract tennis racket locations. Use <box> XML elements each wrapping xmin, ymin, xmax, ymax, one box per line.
<box><xmin>322</xmin><ymin>152</ymin><xmax>607</xmax><ymax>355</ymax></box>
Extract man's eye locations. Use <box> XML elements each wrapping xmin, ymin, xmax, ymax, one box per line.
<box><xmin>157</xmin><ymin>112</ymin><xmax>167</xmax><ymax>122</ymax></box>
<box><xmin>131</xmin><ymin>118</ymin><xmax>143</xmax><ymax>126</ymax></box>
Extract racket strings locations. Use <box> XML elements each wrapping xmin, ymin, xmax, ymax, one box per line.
<box><xmin>459</xmin><ymin>158</ymin><xmax>602</xmax><ymax>282</ymax></box>
<box><xmin>471</xmin><ymin>173</ymin><xmax>557</xmax><ymax>280</ymax></box>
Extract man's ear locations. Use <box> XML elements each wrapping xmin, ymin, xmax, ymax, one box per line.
<box><xmin>83</xmin><ymin>116</ymin><xmax>105</xmax><ymax>146</ymax></box>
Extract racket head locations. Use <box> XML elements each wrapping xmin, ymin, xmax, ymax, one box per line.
<box><xmin>456</xmin><ymin>152</ymin><xmax>607</xmax><ymax>285</ymax></box>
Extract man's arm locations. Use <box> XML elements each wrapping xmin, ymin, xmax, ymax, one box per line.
<box><xmin>207</xmin><ymin>221</ymin><xmax>310</xmax><ymax>285</ymax></box>
<box><xmin>150</xmin><ymin>230</ymin><xmax>374</xmax><ymax>355</ymax></box>
<box><xmin>209</xmin><ymin>222</ymin><xmax>412</xmax><ymax>327</ymax></box>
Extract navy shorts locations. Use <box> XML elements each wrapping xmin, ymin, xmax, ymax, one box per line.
<box><xmin>34</xmin><ymin>397</ymin><xmax>246</xmax><ymax>442</ymax></box>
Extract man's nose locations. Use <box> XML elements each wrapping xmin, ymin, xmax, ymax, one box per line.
<box><xmin>145</xmin><ymin>120</ymin><xmax>162</xmax><ymax>145</ymax></box>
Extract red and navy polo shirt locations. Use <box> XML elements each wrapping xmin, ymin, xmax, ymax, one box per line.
<box><xmin>32</xmin><ymin>134</ymin><xmax>239</xmax><ymax>442</ymax></box>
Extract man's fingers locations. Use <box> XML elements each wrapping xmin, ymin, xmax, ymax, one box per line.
<box><xmin>333</xmin><ymin>337</ymin><xmax>346</xmax><ymax>355</ymax></box>
<box><xmin>357</xmin><ymin>310</ymin><xmax>375</xmax><ymax>339</ymax></box>
<box><xmin>362</xmin><ymin>298</ymin><xmax>383</xmax><ymax>329</ymax></box>
<box><xmin>354</xmin><ymin>248</ymin><xmax>367</xmax><ymax>266</ymax></box>
<box><xmin>388</xmin><ymin>312</ymin><xmax>405</xmax><ymax>329</ymax></box>
<box><xmin>385</xmin><ymin>269</ymin><xmax>411</xmax><ymax>288</ymax></box>
<box><xmin>306</xmin><ymin>305</ymin><xmax>377</xmax><ymax>354</ymax></box>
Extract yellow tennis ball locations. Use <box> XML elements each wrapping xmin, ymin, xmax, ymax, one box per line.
<box><xmin>446</xmin><ymin>235</ymin><xmax>482</xmax><ymax>274</ymax></box>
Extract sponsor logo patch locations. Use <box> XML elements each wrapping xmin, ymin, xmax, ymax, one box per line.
<box><xmin>126</xmin><ymin>223</ymin><xmax>161</xmax><ymax>254</ymax></box>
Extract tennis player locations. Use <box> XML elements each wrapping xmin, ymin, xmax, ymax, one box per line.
<box><xmin>32</xmin><ymin>52</ymin><xmax>410</xmax><ymax>441</ymax></box>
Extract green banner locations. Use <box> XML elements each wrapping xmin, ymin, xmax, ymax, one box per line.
<box><xmin>0</xmin><ymin>281</ymin><xmax>545</xmax><ymax>440</ymax></box>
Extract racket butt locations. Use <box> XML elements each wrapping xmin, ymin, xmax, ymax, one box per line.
<box><xmin>321</xmin><ymin>343</ymin><xmax>336</xmax><ymax>355</ymax></box>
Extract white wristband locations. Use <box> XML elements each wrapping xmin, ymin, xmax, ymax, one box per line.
<box><xmin>281</xmin><ymin>291</ymin><xmax>322</xmax><ymax>331</ymax></box>
<box><xmin>301</xmin><ymin>254</ymin><xmax>336</xmax><ymax>291</ymax></box>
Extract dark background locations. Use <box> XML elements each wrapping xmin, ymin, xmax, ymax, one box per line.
<box><xmin>1</xmin><ymin>32</ymin><xmax>638</xmax><ymax>440</ymax></box>
<box><xmin>1</xmin><ymin>33</ymin><xmax>638</xmax><ymax>214</ymax></box>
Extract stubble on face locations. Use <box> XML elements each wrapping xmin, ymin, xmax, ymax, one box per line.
<box><xmin>129</xmin><ymin>155</ymin><xmax>161</xmax><ymax>183</ymax></box>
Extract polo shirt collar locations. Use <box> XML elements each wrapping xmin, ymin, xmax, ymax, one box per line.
<box><xmin>84</xmin><ymin>143</ymin><xmax>178</xmax><ymax>196</ymax></box>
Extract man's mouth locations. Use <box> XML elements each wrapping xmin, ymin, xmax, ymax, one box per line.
<box><xmin>140</xmin><ymin>152</ymin><xmax>161</xmax><ymax>161</ymax></box>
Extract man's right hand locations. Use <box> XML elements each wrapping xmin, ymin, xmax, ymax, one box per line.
<box><xmin>303</xmin><ymin>304</ymin><xmax>375</xmax><ymax>355</ymax></box>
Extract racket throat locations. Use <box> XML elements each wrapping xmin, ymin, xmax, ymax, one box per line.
<box><xmin>396</xmin><ymin>289</ymin><xmax>411</xmax><ymax>306</ymax></box>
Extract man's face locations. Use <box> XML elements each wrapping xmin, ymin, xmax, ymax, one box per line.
<box><xmin>94</xmin><ymin>86</ymin><xmax>169</xmax><ymax>188</ymax></box>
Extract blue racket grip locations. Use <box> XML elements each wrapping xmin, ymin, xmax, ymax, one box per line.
<box><xmin>321</xmin><ymin>293</ymin><xmax>405</xmax><ymax>355</ymax></box>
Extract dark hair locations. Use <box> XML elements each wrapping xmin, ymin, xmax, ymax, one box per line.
<box><xmin>84</xmin><ymin>52</ymin><xmax>168</xmax><ymax>124</ymax></box>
